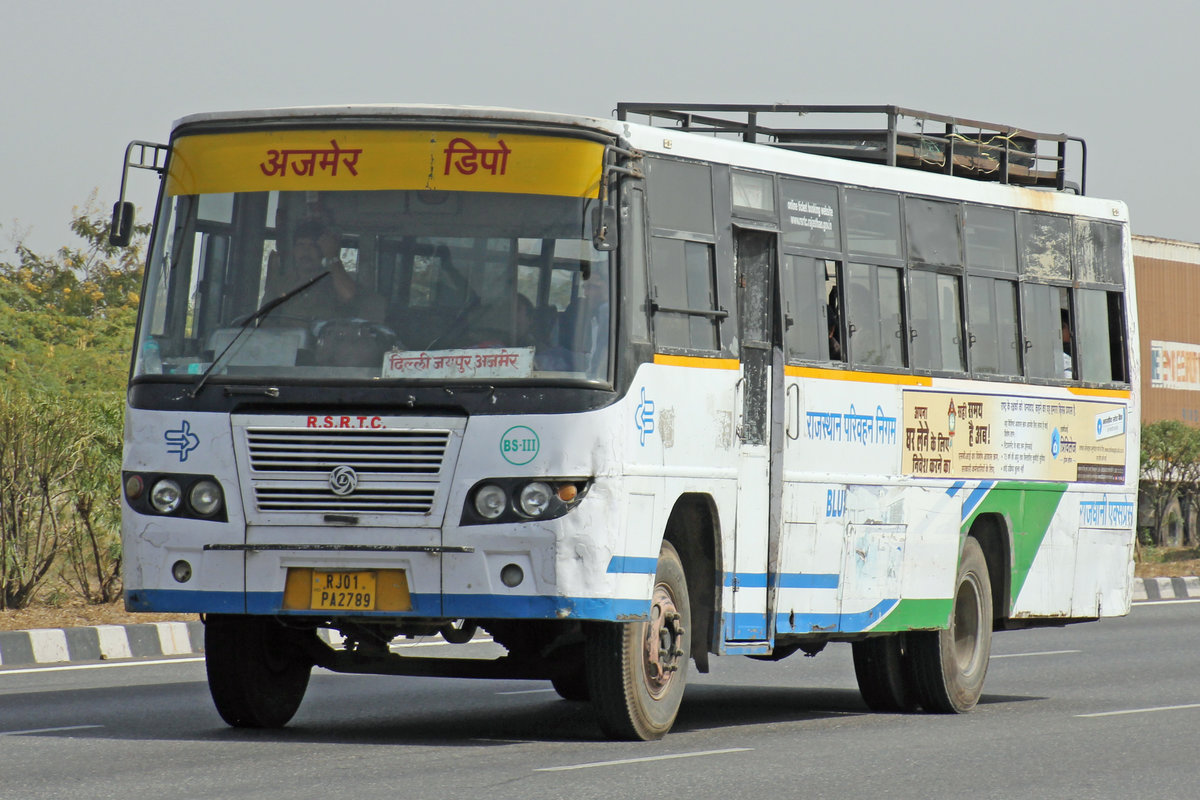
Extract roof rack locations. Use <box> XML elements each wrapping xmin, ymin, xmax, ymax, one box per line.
<box><xmin>616</xmin><ymin>104</ymin><xmax>1086</xmax><ymax>195</ymax></box>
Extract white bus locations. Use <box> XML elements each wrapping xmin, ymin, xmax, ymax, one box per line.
<box><xmin>113</xmin><ymin>103</ymin><xmax>1138</xmax><ymax>740</ymax></box>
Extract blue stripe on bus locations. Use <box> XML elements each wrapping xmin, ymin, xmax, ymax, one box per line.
<box><xmin>606</xmin><ymin>556</ymin><xmax>659</xmax><ymax>574</ymax></box>
<box><xmin>946</xmin><ymin>481</ymin><xmax>966</xmax><ymax>497</ymax></box>
<box><xmin>961</xmin><ymin>481</ymin><xmax>996</xmax><ymax>521</ymax></box>
<box><xmin>129</xmin><ymin>589</ymin><xmax>652</xmax><ymax>622</ymax></box>
<box><xmin>772</xmin><ymin>598</ymin><xmax>898</xmax><ymax>634</ymax></box>
<box><xmin>723</xmin><ymin>572</ymin><xmax>839</xmax><ymax>589</ymax></box>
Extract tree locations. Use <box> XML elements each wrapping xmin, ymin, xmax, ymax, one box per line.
<box><xmin>1139</xmin><ymin>421</ymin><xmax>1200</xmax><ymax>547</ymax></box>
<box><xmin>0</xmin><ymin>198</ymin><xmax>148</xmax><ymax>606</ymax></box>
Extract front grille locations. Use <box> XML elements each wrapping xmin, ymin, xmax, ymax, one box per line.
<box><xmin>236</xmin><ymin>423</ymin><xmax>460</xmax><ymax>520</ymax></box>
<box><xmin>246</xmin><ymin>428</ymin><xmax>451</xmax><ymax>474</ymax></box>
<box><xmin>254</xmin><ymin>485</ymin><xmax>438</xmax><ymax>513</ymax></box>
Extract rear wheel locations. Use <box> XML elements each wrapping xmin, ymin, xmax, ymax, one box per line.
<box><xmin>852</xmin><ymin>634</ymin><xmax>918</xmax><ymax>712</ymax></box>
<box><xmin>205</xmin><ymin>615</ymin><xmax>314</xmax><ymax>728</ymax></box>
<box><xmin>550</xmin><ymin>665</ymin><xmax>591</xmax><ymax>702</ymax></box>
<box><xmin>585</xmin><ymin>541</ymin><xmax>691</xmax><ymax>740</ymax></box>
<box><xmin>907</xmin><ymin>537</ymin><xmax>993</xmax><ymax>713</ymax></box>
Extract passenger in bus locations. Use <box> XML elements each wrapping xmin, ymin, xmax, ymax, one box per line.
<box><xmin>515</xmin><ymin>293</ymin><xmax>572</xmax><ymax>371</ymax></box>
<box><xmin>1061</xmin><ymin>309</ymin><xmax>1074</xmax><ymax>379</ymax></box>
<box><xmin>263</xmin><ymin>219</ymin><xmax>384</xmax><ymax>323</ymax></box>
<box><xmin>827</xmin><ymin>290</ymin><xmax>844</xmax><ymax>361</ymax></box>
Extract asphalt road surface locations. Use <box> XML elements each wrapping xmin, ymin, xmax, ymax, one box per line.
<box><xmin>2</xmin><ymin>601</ymin><xmax>1197</xmax><ymax>800</ymax></box>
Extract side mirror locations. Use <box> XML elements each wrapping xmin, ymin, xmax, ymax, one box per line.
<box><xmin>591</xmin><ymin>205</ymin><xmax>618</xmax><ymax>251</ymax></box>
<box><xmin>109</xmin><ymin>201</ymin><xmax>135</xmax><ymax>247</ymax></box>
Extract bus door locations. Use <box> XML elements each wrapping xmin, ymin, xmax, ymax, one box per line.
<box><xmin>729</xmin><ymin>228</ymin><xmax>783</xmax><ymax>641</ymax></box>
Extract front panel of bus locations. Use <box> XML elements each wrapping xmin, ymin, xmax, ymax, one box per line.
<box><xmin>120</xmin><ymin>121</ymin><xmax>656</xmax><ymax>623</ymax></box>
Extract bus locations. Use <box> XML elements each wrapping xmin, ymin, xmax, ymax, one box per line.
<box><xmin>112</xmin><ymin>103</ymin><xmax>1138</xmax><ymax>740</ymax></box>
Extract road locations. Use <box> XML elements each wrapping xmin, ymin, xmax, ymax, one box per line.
<box><xmin>2</xmin><ymin>601</ymin><xmax>1197</xmax><ymax>800</ymax></box>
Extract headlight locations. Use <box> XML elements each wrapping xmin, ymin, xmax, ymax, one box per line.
<box><xmin>188</xmin><ymin>480</ymin><xmax>223</xmax><ymax>517</ymax></box>
<box><xmin>473</xmin><ymin>484</ymin><xmax>507</xmax><ymax>519</ymax></box>
<box><xmin>150</xmin><ymin>479</ymin><xmax>183</xmax><ymax>514</ymax></box>
<box><xmin>518</xmin><ymin>482</ymin><xmax>554</xmax><ymax>517</ymax></box>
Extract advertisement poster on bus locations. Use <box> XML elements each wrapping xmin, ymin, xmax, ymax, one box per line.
<box><xmin>901</xmin><ymin>390</ymin><xmax>1127</xmax><ymax>484</ymax></box>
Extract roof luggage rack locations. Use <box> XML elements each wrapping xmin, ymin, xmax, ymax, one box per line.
<box><xmin>616</xmin><ymin>103</ymin><xmax>1087</xmax><ymax>195</ymax></box>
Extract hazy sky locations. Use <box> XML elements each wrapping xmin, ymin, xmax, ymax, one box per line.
<box><xmin>3</xmin><ymin>1</ymin><xmax>1196</xmax><ymax>259</ymax></box>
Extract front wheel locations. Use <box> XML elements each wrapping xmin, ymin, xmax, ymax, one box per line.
<box><xmin>585</xmin><ymin>540</ymin><xmax>691</xmax><ymax>740</ymax></box>
<box><xmin>205</xmin><ymin>615</ymin><xmax>315</xmax><ymax>728</ymax></box>
<box><xmin>907</xmin><ymin>537</ymin><xmax>993</xmax><ymax>713</ymax></box>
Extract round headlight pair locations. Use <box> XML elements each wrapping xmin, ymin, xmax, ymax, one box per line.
<box><xmin>473</xmin><ymin>481</ymin><xmax>555</xmax><ymax>520</ymax></box>
<box><xmin>149</xmin><ymin>478</ymin><xmax>222</xmax><ymax>517</ymax></box>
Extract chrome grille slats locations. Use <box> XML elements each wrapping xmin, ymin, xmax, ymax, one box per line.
<box><xmin>245</xmin><ymin>429</ymin><xmax>450</xmax><ymax>474</ymax></box>
<box><xmin>232</xmin><ymin>417</ymin><xmax>464</xmax><ymax>524</ymax></box>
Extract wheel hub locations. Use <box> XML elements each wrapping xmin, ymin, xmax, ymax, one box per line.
<box><xmin>643</xmin><ymin>583</ymin><xmax>686</xmax><ymax>697</ymax></box>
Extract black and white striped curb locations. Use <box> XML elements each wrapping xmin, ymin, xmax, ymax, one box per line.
<box><xmin>1133</xmin><ymin>577</ymin><xmax>1200</xmax><ymax>602</ymax></box>
<box><xmin>0</xmin><ymin>621</ymin><xmax>203</xmax><ymax>668</ymax></box>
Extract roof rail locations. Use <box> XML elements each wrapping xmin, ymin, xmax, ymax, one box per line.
<box><xmin>616</xmin><ymin>104</ymin><xmax>1086</xmax><ymax>195</ymax></box>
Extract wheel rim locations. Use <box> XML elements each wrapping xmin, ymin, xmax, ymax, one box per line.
<box><xmin>952</xmin><ymin>571</ymin><xmax>985</xmax><ymax>676</ymax></box>
<box><xmin>642</xmin><ymin>582</ymin><xmax>685</xmax><ymax>699</ymax></box>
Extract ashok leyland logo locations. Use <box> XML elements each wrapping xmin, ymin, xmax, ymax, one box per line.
<box><xmin>164</xmin><ymin>420</ymin><xmax>200</xmax><ymax>462</ymax></box>
<box><xmin>635</xmin><ymin>387</ymin><xmax>655</xmax><ymax>446</ymax></box>
<box><xmin>329</xmin><ymin>465</ymin><xmax>359</xmax><ymax>496</ymax></box>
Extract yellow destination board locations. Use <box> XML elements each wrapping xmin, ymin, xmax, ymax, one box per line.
<box><xmin>166</xmin><ymin>129</ymin><xmax>604</xmax><ymax>198</ymax></box>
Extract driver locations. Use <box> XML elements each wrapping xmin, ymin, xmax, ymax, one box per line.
<box><xmin>263</xmin><ymin>220</ymin><xmax>384</xmax><ymax>322</ymax></box>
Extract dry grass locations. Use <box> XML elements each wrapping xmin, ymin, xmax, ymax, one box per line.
<box><xmin>0</xmin><ymin>599</ymin><xmax>193</xmax><ymax>633</ymax></box>
<box><xmin>1135</xmin><ymin>546</ymin><xmax>1200</xmax><ymax>579</ymax></box>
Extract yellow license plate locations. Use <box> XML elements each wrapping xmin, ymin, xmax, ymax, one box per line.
<box><xmin>311</xmin><ymin>570</ymin><xmax>377</xmax><ymax>611</ymax></box>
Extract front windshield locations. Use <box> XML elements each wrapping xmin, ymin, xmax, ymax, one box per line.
<box><xmin>135</xmin><ymin>186</ymin><xmax>611</xmax><ymax>384</ymax></box>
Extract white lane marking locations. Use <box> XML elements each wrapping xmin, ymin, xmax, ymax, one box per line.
<box><xmin>1077</xmin><ymin>703</ymin><xmax>1200</xmax><ymax>718</ymax></box>
<box><xmin>496</xmin><ymin>688</ymin><xmax>557</xmax><ymax>696</ymax></box>
<box><xmin>991</xmin><ymin>649</ymin><xmax>1081</xmax><ymax>659</ymax></box>
<box><xmin>535</xmin><ymin>748</ymin><xmax>752</xmax><ymax>772</ymax></box>
<box><xmin>1136</xmin><ymin>598</ymin><xmax>1200</xmax><ymax>606</ymax></box>
<box><xmin>1</xmin><ymin>725</ymin><xmax>103</xmax><ymax>736</ymax></box>
<box><xmin>0</xmin><ymin>657</ymin><xmax>204</xmax><ymax>676</ymax></box>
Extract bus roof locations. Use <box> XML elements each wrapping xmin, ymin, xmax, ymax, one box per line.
<box><xmin>168</xmin><ymin>104</ymin><xmax>1125</xmax><ymax>223</ymax></box>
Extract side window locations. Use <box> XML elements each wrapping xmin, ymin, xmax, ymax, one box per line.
<box><xmin>731</xmin><ymin>171</ymin><xmax>775</xmax><ymax>217</ymax></box>
<box><xmin>622</xmin><ymin>188</ymin><xmax>650</xmax><ymax>342</ymax></box>
<box><xmin>644</xmin><ymin>157</ymin><xmax>714</xmax><ymax>235</ymax></box>
<box><xmin>846</xmin><ymin>263</ymin><xmax>905</xmax><ymax>367</ymax></box>
<box><xmin>964</xmin><ymin>206</ymin><xmax>1018</xmax><ymax>273</ymax></box>
<box><xmin>782</xmin><ymin>255</ymin><xmax>839</xmax><ymax>362</ymax></box>
<box><xmin>650</xmin><ymin>237</ymin><xmax>720</xmax><ymax>351</ymax></box>
<box><xmin>781</xmin><ymin>179</ymin><xmax>840</xmax><ymax>252</ymax></box>
<box><xmin>1076</xmin><ymin>288</ymin><xmax>1128</xmax><ymax>383</ymax></box>
<box><xmin>1018</xmin><ymin>212</ymin><xmax>1071</xmax><ymax>280</ymax></box>
<box><xmin>909</xmin><ymin>271</ymin><xmax>965</xmax><ymax>372</ymax></box>
<box><xmin>967</xmin><ymin>276</ymin><xmax>1021</xmax><ymax>376</ymax></box>
<box><xmin>1021</xmin><ymin>283</ymin><xmax>1071</xmax><ymax>380</ymax></box>
<box><xmin>1073</xmin><ymin>219</ymin><xmax>1124</xmax><ymax>285</ymax></box>
<box><xmin>845</xmin><ymin>189</ymin><xmax>902</xmax><ymax>258</ymax></box>
<box><xmin>905</xmin><ymin>198</ymin><xmax>962</xmax><ymax>266</ymax></box>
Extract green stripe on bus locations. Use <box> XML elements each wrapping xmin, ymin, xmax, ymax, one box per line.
<box><xmin>961</xmin><ymin>481</ymin><xmax>1068</xmax><ymax>613</ymax></box>
<box><xmin>869</xmin><ymin>598</ymin><xmax>953</xmax><ymax>632</ymax></box>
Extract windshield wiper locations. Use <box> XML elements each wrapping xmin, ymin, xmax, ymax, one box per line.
<box><xmin>190</xmin><ymin>270</ymin><xmax>329</xmax><ymax>398</ymax></box>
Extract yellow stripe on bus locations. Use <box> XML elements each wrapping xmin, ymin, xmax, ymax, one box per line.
<box><xmin>1067</xmin><ymin>386</ymin><xmax>1132</xmax><ymax>399</ymax></box>
<box><xmin>652</xmin><ymin>354</ymin><xmax>740</xmax><ymax>370</ymax></box>
<box><xmin>784</xmin><ymin>365</ymin><xmax>933</xmax><ymax>386</ymax></box>
<box><xmin>166</xmin><ymin>130</ymin><xmax>604</xmax><ymax>198</ymax></box>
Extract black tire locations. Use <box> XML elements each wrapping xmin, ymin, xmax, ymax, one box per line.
<box><xmin>907</xmin><ymin>537</ymin><xmax>993</xmax><ymax>713</ymax></box>
<box><xmin>852</xmin><ymin>634</ymin><xmax>918</xmax><ymax>712</ymax></box>
<box><xmin>550</xmin><ymin>668</ymin><xmax>591</xmax><ymax>702</ymax></box>
<box><xmin>585</xmin><ymin>540</ymin><xmax>691</xmax><ymax>740</ymax></box>
<box><xmin>439</xmin><ymin>619</ymin><xmax>478</xmax><ymax>644</ymax></box>
<box><xmin>205</xmin><ymin>615</ymin><xmax>314</xmax><ymax>728</ymax></box>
